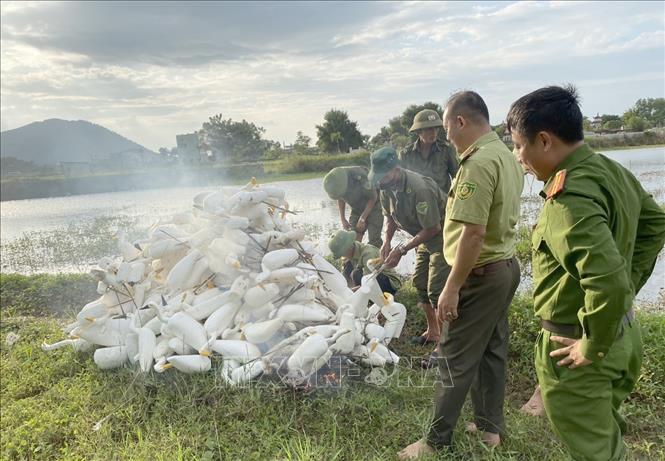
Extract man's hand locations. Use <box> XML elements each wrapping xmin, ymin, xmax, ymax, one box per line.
<box><xmin>355</xmin><ymin>217</ymin><xmax>367</xmax><ymax>233</ymax></box>
<box><xmin>380</xmin><ymin>242</ymin><xmax>391</xmax><ymax>260</ymax></box>
<box><xmin>384</xmin><ymin>247</ymin><xmax>403</xmax><ymax>268</ymax></box>
<box><xmin>341</xmin><ymin>218</ymin><xmax>352</xmax><ymax>231</ymax></box>
<box><xmin>549</xmin><ymin>336</ymin><xmax>593</xmax><ymax>369</ymax></box>
<box><xmin>437</xmin><ymin>286</ymin><xmax>459</xmax><ymax>323</ymax></box>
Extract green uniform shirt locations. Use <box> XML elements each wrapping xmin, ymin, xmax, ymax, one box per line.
<box><xmin>398</xmin><ymin>141</ymin><xmax>459</xmax><ymax>194</ymax></box>
<box><xmin>532</xmin><ymin>144</ymin><xmax>665</xmax><ymax>362</ymax></box>
<box><xmin>380</xmin><ymin>169</ymin><xmax>446</xmax><ymax>241</ymax></box>
<box><xmin>347</xmin><ymin>241</ymin><xmax>402</xmax><ymax>290</ymax></box>
<box><xmin>444</xmin><ymin>131</ymin><xmax>524</xmax><ymax>267</ymax></box>
<box><xmin>337</xmin><ymin>166</ymin><xmax>377</xmax><ymax>213</ymax></box>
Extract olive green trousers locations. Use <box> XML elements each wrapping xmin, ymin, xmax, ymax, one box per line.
<box><xmin>349</xmin><ymin>207</ymin><xmax>383</xmax><ymax>248</ymax></box>
<box><xmin>412</xmin><ymin>236</ymin><xmax>450</xmax><ymax>306</ymax></box>
<box><xmin>427</xmin><ymin>257</ymin><xmax>520</xmax><ymax>447</ymax></box>
<box><xmin>535</xmin><ymin>321</ymin><xmax>643</xmax><ymax>461</ymax></box>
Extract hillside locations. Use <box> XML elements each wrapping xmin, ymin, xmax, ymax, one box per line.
<box><xmin>0</xmin><ymin>119</ymin><xmax>149</xmax><ymax>165</ymax></box>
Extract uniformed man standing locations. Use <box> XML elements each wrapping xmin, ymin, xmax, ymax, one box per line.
<box><xmin>398</xmin><ymin>109</ymin><xmax>459</xmax><ymax>346</ymax></box>
<box><xmin>399</xmin><ymin>109</ymin><xmax>459</xmax><ymax>195</ymax></box>
<box><xmin>324</xmin><ymin>166</ymin><xmax>383</xmax><ymax>248</ymax></box>
<box><xmin>328</xmin><ymin>229</ymin><xmax>402</xmax><ymax>295</ymax></box>
<box><xmin>368</xmin><ymin>146</ymin><xmax>448</xmax><ymax>346</ymax></box>
<box><xmin>399</xmin><ymin>91</ymin><xmax>523</xmax><ymax>459</ymax></box>
<box><xmin>507</xmin><ymin>85</ymin><xmax>665</xmax><ymax>461</ymax></box>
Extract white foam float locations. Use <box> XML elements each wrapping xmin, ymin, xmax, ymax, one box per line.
<box><xmin>43</xmin><ymin>180</ymin><xmax>406</xmax><ymax>384</ymax></box>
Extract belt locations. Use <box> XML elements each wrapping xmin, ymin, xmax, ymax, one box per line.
<box><xmin>470</xmin><ymin>257</ymin><xmax>513</xmax><ymax>276</ymax></box>
<box><xmin>540</xmin><ymin>308</ymin><xmax>635</xmax><ymax>339</ymax></box>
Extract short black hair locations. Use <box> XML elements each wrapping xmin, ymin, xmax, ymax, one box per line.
<box><xmin>445</xmin><ymin>91</ymin><xmax>490</xmax><ymax>124</ymax></box>
<box><xmin>506</xmin><ymin>85</ymin><xmax>584</xmax><ymax>144</ymax></box>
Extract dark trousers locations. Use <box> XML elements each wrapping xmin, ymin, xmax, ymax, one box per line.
<box><xmin>343</xmin><ymin>262</ymin><xmax>396</xmax><ymax>295</ymax></box>
<box><xmin>427</xmin><ymin>257</ymin><xmax>520</xmax><ymax>447</ymax></box>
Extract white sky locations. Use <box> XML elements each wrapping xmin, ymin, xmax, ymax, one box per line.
<box><xmin>1</xmin><ymin>1</ymin><xmax>664</xmax><ymax>150</ymax></box>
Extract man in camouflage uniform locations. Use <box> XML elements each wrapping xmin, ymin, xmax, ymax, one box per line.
<box><xmin>508</xmin><ymin>85</ymin><xmax>665</xmax><ymax>461</ymax></box>
<box><xmin>368</xmin><ymin>146</ymin><xmax>448</xmax><ymax>349</ymax></box>
<box><xmin>328</xmin><ymin>229</ymin><xmax>402</xmax><ymax>295</ymax></box>
<box><xmin>324</xmin><ymin>166</ymin><xmax>383</xmax><ymax>248</ymax></box>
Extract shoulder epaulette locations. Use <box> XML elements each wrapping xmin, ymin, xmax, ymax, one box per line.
<box><xmin>460</xmin><ymin>146</ymin><xmax>479</xmax><ymax>162</ymax></box>
<box><xmin>546</xmin><ymin>169</ymin><xmax>567</xmax><ymax>200</ymax></box>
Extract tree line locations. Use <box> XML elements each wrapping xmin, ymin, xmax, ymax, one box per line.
<box><xmin>159</xmin><ymin>98</ymin><xmax>664</xmax><ymax>164</ymax></box>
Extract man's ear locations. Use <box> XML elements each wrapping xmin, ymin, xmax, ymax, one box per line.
<box><xmin>538</xmin><ymin>131</ymin><xmax>553</xmax><ymax>152</ymax></box>
<box><xmin>456</xmin><ymin>115</ymin><xmax>465</xmax><ymax>129</ymax></box>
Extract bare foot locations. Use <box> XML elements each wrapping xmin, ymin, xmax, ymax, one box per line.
<box><xmin>397</xmin><ymin>439</ymin><xmax>435</xmax><ymax>460</ymax></box>
<box><xmin>466</xmin><ymin>423</ymin><xmax>501</xmax><ymax>447</ymax></box>
<box><xmin>520</xmin><ymin>385</ymin><xmax>545</xmax><ymax>417</ymax></box>
<box><xmin>480</xmin><ymin>432</ymin><xmax>501</xmax><ymax>448</ymax></box>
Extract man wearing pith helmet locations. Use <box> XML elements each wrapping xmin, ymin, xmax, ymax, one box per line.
<box><xmin>399</xmin><ymin>109</ymin><xmax>458</xmax><ymax>349</ymax></box>
<box><xmin>508</xmin><ymin>85</ymin><xmax>665</xmax><ymax>461</ymax></box>
<box><xmin>328</xmin><ymin>229</ymin><xmax>401</xmax><ymax>295</ymax></box>
<box><xmin>368</xmin><ymin>146</ymin><xmax>448</xmax><ymax>355</ymax></box>
<box><xmin>323</xmin><ymin>166</ymin><xmax>383</xmax><ymax>248</ymax></box>
<box><xmin>399</xmin><ymin>108</ymin><xmax>459</xmax><ymax>195</ymax></box>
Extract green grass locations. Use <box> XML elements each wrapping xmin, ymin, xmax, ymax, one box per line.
<box><xmin>1</xmin><ymin>274</ymin><xmax>664</xmax><ymax>460</ymax></box>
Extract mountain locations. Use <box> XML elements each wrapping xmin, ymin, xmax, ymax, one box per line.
<box><xmin>0</xmin><ymin>119</ymin><xmax>151</xmax><ymax>165</ymax></box>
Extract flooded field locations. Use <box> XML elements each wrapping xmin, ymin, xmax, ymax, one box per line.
<box><xmin>1</xmin><ymin>147</ymin><xmax>663</xmax><ymax>305</ymax></box>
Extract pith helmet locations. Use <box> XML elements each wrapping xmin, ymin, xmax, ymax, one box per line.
<box><xmin>328</xmin><ymin>230</ymin><xmax>356</xmax><ymax>259</ymax></box>
<box><xmin>368</xmin><ymin>146</ymin><xmax>398</xmax><ymax>186</ymax></box>
<box><xmin>409</xmin><ymin>109</ymin><xmax>442</xmax><ymax>132</ymax></box>
<box><xmin>323</xmin><ymin>167</ymin><xmax>348</xmax><ymax>199</ymax></box>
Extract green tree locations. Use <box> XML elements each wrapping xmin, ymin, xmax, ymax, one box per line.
<box><xmin>623</xmin><ymin>98</ymin><xmax>665</xmax><ymax>127</ymax></box>
<box><xmin>0</xmin><ymin>156</ymin><xmax>56</xmax><ymax>177</ymax></box>
<box><xmin>293</xmin><ymin>131</ymin><xmax>312</xmax><ymax>155</ymax></box>
<box><xmin>624</xmin><ymin>116</ymin><xmax>647</xmax><ymax>132</ymax></box>
<box><xmin>582</xmin><ymin>117</ymin><xmax>592</xmax><ymax>132</ymax></box>
<box><xmin>602</xmin><ymin>119</ymin><xmax>623</xmax><ymax>131</ymax></box>
<box><xmin>493</xmin><ymin>123</ymin><xmax>506</xmax><ymax>137</ymax></box>
<box><xmin>199</xmin><ymin>114</ymin><xmax>267</xmax><ymax>163</ymax></box>
<box><xmin>316</xmin><ymin>109</ymin><xmax>364</xmax><ymax>154</ymax></box>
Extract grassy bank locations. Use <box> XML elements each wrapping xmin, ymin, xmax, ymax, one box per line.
<box><xmin>1</xmin><ymin>274</ymin><xmax>664</xmax><ymax>460</ymax></box>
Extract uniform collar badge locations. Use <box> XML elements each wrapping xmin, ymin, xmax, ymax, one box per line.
<box><xmin>546</xmin><ymin>169</ymin><xmax>567</xmax><ymax>200</ymax></box>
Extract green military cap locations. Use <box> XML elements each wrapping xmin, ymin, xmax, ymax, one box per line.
<box><xmin>323</xmin><ymin>167</ymin><xmax>348</xmax><ymax>199</ymax></box>
<box><xmin>368</xmin><ymin>146</ymin><xmax>398</xmax><ymax>186</ymax></box>
<box><xmin>409</xmin><ymin>109</ymin><xmax>443</xmax><ymax>132</ymax></box>
<box><xmin>328</xmin><ymin>230</ymin><xmax>356</xmax><ymax>259</ymax></box>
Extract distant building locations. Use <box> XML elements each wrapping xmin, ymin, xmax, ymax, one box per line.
<box><xmin>176</xmin><ymin>132</ymin><xmax>203</xmax><ymax>163</ymax></box>
<box><xmin>591</xmin><ymin>113</ymin><xmax>603</xmax><ymax>131</ymax></box>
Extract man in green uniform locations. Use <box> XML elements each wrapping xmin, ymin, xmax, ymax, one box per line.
<box><xmin>506</xmin><ymin>85</ymin><xmax>665</xmax><ymax>461</ymax></box>
<box><xmin>399</xmin><ymin>109</ymin><xmax>458</xmax><ymax>346</ymax></box>
<box><xmin>399</xmin><ymin>108</ymin><xmax>459</xmax><ymax>194</ymax></box>
<box><xmin>368</xmin><ymin>146</ymin><xmax>448</xmax><ymax>346</ymax></box>
<box><xmin>399</xmin><ymin>91</ymin><xmax>523</xmax><ymax>459</ymax></box>
<box><xmin>328</xmin><ymin>229</ymin><xmax>402</xmax><ymax>295</ymax></box>
<box><xmin>324</xmin><ymin>166</ymin><xmax>383</xmax><ymax>248</ymax></box>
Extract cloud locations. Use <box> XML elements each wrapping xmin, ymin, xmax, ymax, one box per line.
<box><xmin>1</xmin><ymin>1</ymin><xmax>663</xmax><ymax>149</ymax></box>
